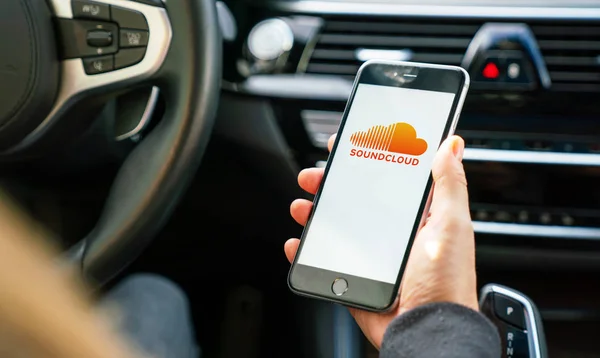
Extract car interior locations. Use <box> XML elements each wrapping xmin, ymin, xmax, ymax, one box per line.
<box><xmin>2</xmin><ymin>0</ymin><xmax>600</xmax><ymax>357</ymax></box>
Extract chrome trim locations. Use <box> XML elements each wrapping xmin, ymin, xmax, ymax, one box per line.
<box><xmin>273</xmin><ymin>1</ymin><xmax>600</xmax><ymax>20</ymax></box>
<box><xmin>481</xmin><ymin>285</ymin><xmax>543</xmax><ymax>358</ymax></box>
<box><xmin>10</xmin><ymin>0</ymin><xmax>172</xmax><ymax>152</ymax></box>
<box><xmin>301</xmin><ymin>109</ymin><xmax>342</xmax><ymax>123</ymax></box>
<box><xmin>464</xmin><ymin>148</ymin><xmax>600</xmax><ymax>166</ymax></box>
<box><xmin>116</xmin><ymin>86</ymin><xmax>160</xmax><ymax>141</ymax></box>
<box><xmin>355</xmin><ymin>48</ymin><xmax>413</xmax><ymax>63</ymax></box>
<box><xmin>473</xmin><ymin>221</ymin><xmax>600</xmax><ymax>240</ymax></box>
<box><xmin>240</xmin><ymin>74</ymin><xmax>354</xmax><ymax>101</ymax></box>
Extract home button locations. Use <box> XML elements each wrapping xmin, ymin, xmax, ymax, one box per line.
<box><xmin>332</xmin><ymin>278</ymin><xmax>348</xmax><ymax>296</ymax></box>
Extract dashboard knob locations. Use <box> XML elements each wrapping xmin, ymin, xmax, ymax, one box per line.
<box><xmin>247</xmin><ymin>18</ymin><xmax>294</xmax><ymax>61</ymax></box>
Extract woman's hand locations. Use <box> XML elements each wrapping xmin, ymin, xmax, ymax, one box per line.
<box><xmin>284</xmin><ymin>134</ymin><xmax>477</xmax><ymax>349</ymax></box>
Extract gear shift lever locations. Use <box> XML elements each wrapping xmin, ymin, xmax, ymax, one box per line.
<box><xmin>479</xmin><ymin>284</ymin><xmax>548</xmax><ymax>358</ymax></box>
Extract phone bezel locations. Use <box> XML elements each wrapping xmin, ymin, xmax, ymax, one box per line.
<box><xmin>288</xmin><ymin>60</ymin><xmax>470</xmax><ymax>312</ymax></box>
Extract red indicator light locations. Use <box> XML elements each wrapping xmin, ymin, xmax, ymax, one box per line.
<box><xmin>482</xmin><ymin>62</ymin><xmax>500</xmax><ymax>79</ymax></box>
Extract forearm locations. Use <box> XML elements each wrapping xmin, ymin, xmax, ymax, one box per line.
<box><xmin>380</xmin><ymin>302</ymin><xmax>501</xmax><ymax>358</ymax></box>
<box><xmin>0</xmin><ymin>195</ymin><xmax>137</xmax><ymax>358</ymax></box>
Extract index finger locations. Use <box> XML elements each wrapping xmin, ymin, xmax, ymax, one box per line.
<box><xmin>429</xmin><ymin>136</ymin><xmax>470</xmax><ymax>216</ymax></box>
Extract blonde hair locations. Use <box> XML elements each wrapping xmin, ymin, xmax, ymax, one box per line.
<box><xmin>0</xmin><ymin>193</ymin><xmax>137</xmax><ymax>358</ymax></box>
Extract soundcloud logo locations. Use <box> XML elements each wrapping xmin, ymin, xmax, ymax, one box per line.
<box><xmin>349</xmin><ymin>122</ymin><xmax>428</xmax><ymax>165</ymax></box>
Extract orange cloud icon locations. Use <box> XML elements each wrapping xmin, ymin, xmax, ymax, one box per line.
<box><xmin>349</xmin><ymin>122</ymin><xmax>428</xmax><ymax>156</ymax></box>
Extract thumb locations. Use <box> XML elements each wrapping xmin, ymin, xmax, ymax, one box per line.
<box><xmin>429</xmin><ymin>136</ymin><xmax>469</xmax><ymax>215</ymax></box>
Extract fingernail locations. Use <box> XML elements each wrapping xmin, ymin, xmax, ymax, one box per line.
<box><xmin>451</xmin><ymin>137</ymin><xmax>464</xmax><ymax>161</ymax></box>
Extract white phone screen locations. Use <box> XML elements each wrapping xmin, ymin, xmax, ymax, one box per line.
<box><xmin>296</xmin><ymin>83</ymin><xmax>457</xmax><ymax>284</ymax></box>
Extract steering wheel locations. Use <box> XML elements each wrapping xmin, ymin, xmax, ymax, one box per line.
<box><xmin>0</xmin><ymin>0</ymin><xmax>221</xmax><ymax>284</ymax></box>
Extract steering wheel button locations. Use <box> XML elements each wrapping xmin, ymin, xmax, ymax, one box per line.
<box><xmin>114</xmin><ymin>48</ymin><xmax>146</xmax><ymax>69</ymax></box>
<box><xmin>494</xmin><ymin>294</ymin><xmax>526</xmax><ymax>330</ymax></box>
<box><xmin>120</xmin><ymin>29</ymin><xmax>149</xmax><ymax>48</ymax></box>
<box><xmin>72</xmin><ymin>0</ymin><xmax>110</xmax><ymax>21</ymax></box>
<box><xmin>82</xmin><ymin>55</ymin><xmax>114</xmax><ymax>75</ymax></box>
<box><xmin>56</xmin><ymin>19</ymin><xmax>118</xmax><ymax>59</ymax></box>
<box><xmin>87</xmin><ymin>30</ymin><xmax>113</xmax><ymax>47</ymax></box>
<box><xmin>111</xmin><ymin>6</ymin><xmax>149</xmax><ymax>30</ymax></box>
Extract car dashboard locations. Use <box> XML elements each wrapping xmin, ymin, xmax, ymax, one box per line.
<box><xmin>215</xmin><ymin>0</ymin><xmax>600</xmax><ymax>356</ymax></box>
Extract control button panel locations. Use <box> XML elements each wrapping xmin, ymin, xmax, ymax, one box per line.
<box><xmin>57</xmin><ymin>1</ymin><xmax>152</xmax><ymax>75</ymax></box>
<box><xmin>111</xmin><ymin>6</ymin><xmax>149</xmax><ymax>30</ymax></box>
<box><xmin>72</xmin><ymin>0</ymin><xmax>110</xmax><ymax>21</ymax></box>
<box><xmin>469</xmin><ymin>203</ymin><xmax>594</xmax><ymax>228</ymax></box>
<box><xmin>471</xmin><ymin>50</ymin><xmax>537</xmax><ymax>91</ymax></box>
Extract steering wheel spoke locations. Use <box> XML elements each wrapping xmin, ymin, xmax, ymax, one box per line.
<box><xmin>9</xmin><ymin>0</ymin><xmax>173</xmax><ymax>152</ymax></box>
<box><xmin>0</xmin><ymin>0</ymin><xmax>221</xmax><ymax>284</ymax></box>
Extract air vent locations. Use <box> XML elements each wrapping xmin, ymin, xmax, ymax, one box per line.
<box><xmin>305</xmin><ymin>17</ymin><xmax>600</xmax><ymax>92</ymax></box>
<box><xmin>303</xmin><ymin>16</ymin><xmax>481</xmax><ymax>78</ymax></box>
<box><xmin>530</xmin><ymin>21</ymin><xmax>600</xmax><ymax>92</ymax></box>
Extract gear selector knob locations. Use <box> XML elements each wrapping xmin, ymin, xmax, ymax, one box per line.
<box><xmin>480</xmin><ymin>284</ymin><xmax>548</xmax><ymax>358</ymax></box>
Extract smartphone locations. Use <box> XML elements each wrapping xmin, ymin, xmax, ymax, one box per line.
<box><xmin>288</xmin><ymin>60</ymin><xmax>470</xmax><ymax>311</ymax></box>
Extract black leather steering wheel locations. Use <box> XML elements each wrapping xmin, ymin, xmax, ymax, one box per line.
<box><xmin>0</xmin><ymin>0</ymin><xmax>221</xmax><ymax>285</ymax></box>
